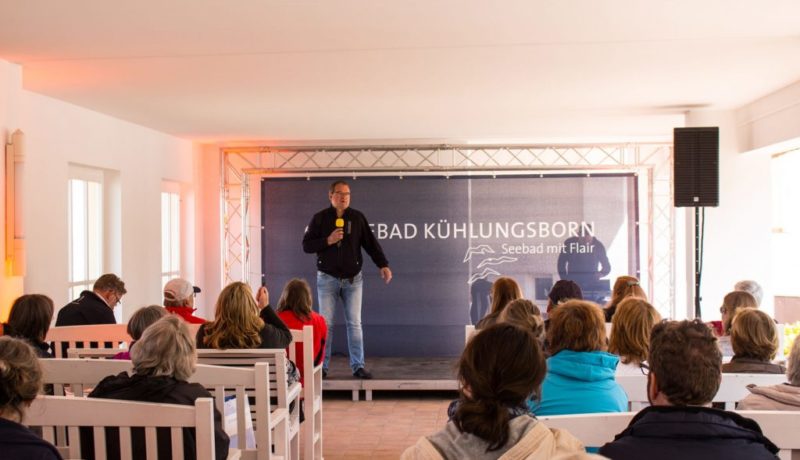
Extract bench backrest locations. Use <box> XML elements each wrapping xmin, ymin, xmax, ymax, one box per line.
<box><xmin>616</xmin><ymin>373</ymin><xmax>788</xmax><ymax>410</ymax></box>
<box><xmin>541</xmin><ymin>410</ymin><xmax>800</xmax><ymax>459</ymax></box>
<box><xmin>27</xmin><ymin>395</ymin><xmax>215</xmax><ymax>460</ymax></box>
<box><xmin>46</xmin><ymin>324</ymin><xmax>131</xmax><ymax>358</ymax></box>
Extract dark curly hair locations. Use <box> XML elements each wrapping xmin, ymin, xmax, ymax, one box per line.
<box><xmin>649</xmin><ymin>319</ymin><xmax>721</xmax><ymax>405</ymax></box>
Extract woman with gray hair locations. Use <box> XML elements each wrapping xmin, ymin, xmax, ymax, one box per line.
<box><xmin>84</xmin><ymin>315</ymin><xmax>229</xmax><ymax>459</ymax></box>
<box><xmin>738</xmin><ymin>336</ymin><xmax>800</xmax><ymax>410</ymax></box>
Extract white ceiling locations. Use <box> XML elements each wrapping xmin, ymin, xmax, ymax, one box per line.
<box><xmin>1</xmin><ymin>0</ymin><xmax>799</xmax><ymax>143</ymax></box>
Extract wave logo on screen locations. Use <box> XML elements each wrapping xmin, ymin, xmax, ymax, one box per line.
<box><xmin>477</xmin><ymin>256</ymin><xmax>518</xmax><ymax>269</ymax></box>
<box><xmin>462</xmin><ymin>245</ymin><xmax>495</xmax><ymax>262</ymax></box>
<box><xmin>468</xmin><ymin>268</ymin><xmax>501</xmax><ymax>284</ymax></box>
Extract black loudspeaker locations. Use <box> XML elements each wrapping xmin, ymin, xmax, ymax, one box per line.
<box><xmin>673</xmin><ymin>127</ymin><xmax>719</xmax><ymax>207</ymax></box>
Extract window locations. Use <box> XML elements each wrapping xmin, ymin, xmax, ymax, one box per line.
<box><xmin>771</xmin><ymin>149</ymin><xmax>800</xmax><ymax>296</ymax></box>
<box><xmin>161</xmin><ymin>186</ymin><xmax>181</xmax><ymax>288</ymax></box>
<box><xmin>68</xmin><ymin>169</ymin><xmax>104</xmax><ymax>300</ymax></box>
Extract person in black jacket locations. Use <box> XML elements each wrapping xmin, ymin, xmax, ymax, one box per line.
<box><xmin>302</xmin><ymin>180</ymin><xmax>392</xmax><ymax>379</ymax></box>
<box><xmin>86</xmin><ymin>315</ymin><xmax>229</xmax><ymax>460</ymax></box>
<box><xmin>56</xmin><ymin>273</ymin><xmax>126</xmax><ymax>326</ymax></box>
<box><xmin>599</xmin><ymin>319</ymin><xmax>779</xmax><ymax>460</ymax></box>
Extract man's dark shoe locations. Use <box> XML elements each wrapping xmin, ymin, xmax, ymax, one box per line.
<box><xmin>322</xmin><ymin>369</ymin><xmax>328</xmax><ymax>379</ymax></box>
<box><xmin>353</xmin><ymin>367</ymin><xmax>373</xmax><ymax>379</ymax></box>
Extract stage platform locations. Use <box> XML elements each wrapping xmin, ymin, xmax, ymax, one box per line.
<box><xmin>321</xmin><ymin>356</ymin><xmax>458</xmax><ymax>401</ymax></box>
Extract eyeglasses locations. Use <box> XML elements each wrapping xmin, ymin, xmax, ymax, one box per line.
<box><xmin>640</xmin><ymin>363</ymin><xmax>650</xmax><ymax>376</ymax></box>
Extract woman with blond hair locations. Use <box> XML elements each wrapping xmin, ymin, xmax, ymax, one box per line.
<box><xmin>722</xmin><ymin>308</ymin><xmax>784</xmax><ymax>374</ymax></box>
<box><xmin>475</xmin><ymin>276</ymin><xmax>523</xmax><ymax>329</ymax></box>
<box><xmin>604</xmin><ymin>276</ymin><xmax>646</xmax><ymax>321</ymax></box>
<box><xmin>530</xmin><ymin>300</ymin><xmax>627</xmax><ymax>416</ymax></box>
<box><xmin>608</xmin><ymin>297</ymin><xmax>661</xmax><ymax>375</ymax></box>
<box><xmin>0</xmin><ymin>337</ymin><xmax>62</xmax><ymax>459</ymax></box>
<box><xmin>717</xmin><ymin>290</ymin><xmax>759</xmax><ymax>356</ymax></box>
<box><xmin>276</xmin><ymin>278</ymin><xmax>328</xmax><ymax>381</ymax></box>
<box><xmin>739</xmin><ymin>334</ymin><xmax>800</xmax><ymax>409</ymax></box>
<box><xmin>197</xmin><ymin>282</ymin><xmax>292</xmax><ymax>350</ymax></box>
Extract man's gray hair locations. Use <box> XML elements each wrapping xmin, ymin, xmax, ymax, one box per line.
<box><xmin>734</xmin><ymin>280</ymin><xmax>763</xmax><ymax>306</ymax></box>
<box><xmin>130</xmin><ymin>315</ymin><xmax>196</xmax><ymax>381</ymax></box>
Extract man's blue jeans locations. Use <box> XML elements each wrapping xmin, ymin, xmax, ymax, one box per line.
<box><xmin>316</xmin><ymin>271</ymin><xmax>364</xmax><ymax>373</ymax></box>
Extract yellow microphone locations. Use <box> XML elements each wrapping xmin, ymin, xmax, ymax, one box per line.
<box><xmin>335</xmin><ymin>218</ymin><xmax>344</xmax><ymax>247</ymax></box>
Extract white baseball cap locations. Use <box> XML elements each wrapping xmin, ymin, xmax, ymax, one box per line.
<box><xmin>163</xmin><ymin>278</ymin><xmax>201</xmax><ymax>302</ymax></box>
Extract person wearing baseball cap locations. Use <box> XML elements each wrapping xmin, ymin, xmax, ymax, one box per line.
<box><xmin>163</xmin><ymin>278</ymin><xmax>205</xmax><ymax>324</ymax></box>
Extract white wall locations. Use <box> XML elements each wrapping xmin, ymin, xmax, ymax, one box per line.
<box><xmin>0</xmin><ymin>59</ymin><xmax>201</xmax><ymax>322</ymax></box>
<box><xmin>736</xmin><ymin>79</ymin><xmax>800</xmax><ymax>155</ymax></box>
<box><xmin>686</xmin><ymin>110</ymin><xmax>774</xmax><ymax>319</ymax></box>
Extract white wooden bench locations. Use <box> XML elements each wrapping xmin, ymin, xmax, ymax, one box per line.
<box><xmin>288</xmin><ymin>325</ymin><xmax>323</xmax><ymax>459</ymax></box>
<box><xmin>541</xmin><ymin>410</ymin><xmax>800</xmax><ymax>460</ymax></box>
<box><xmin>67</xmin><ymin>347</ymin><xmax>122</xmax><ymax>359</ymax></box>
<box><xmin>197</xmin><ymin>349</ymin><xmax>302</xmax><ymax>459</ymax></box>
<box><xmin>40</xmin><ymin>358</ymin><xmax>288</xmax><ymax>460</ymax></box>
<box><xmin>26</xmin><ymin>395</ymin><xmax>231</xmax><ymax>460</ymax></box>
<box><xmin>615</xmin><ymin>373</ymin><xmax>788</xmax><ymax>410</ymax></box>
<box><xmin>46</xmin><ymin>324</ymin><xmax>132</xmax><ymax>358</ymax></box>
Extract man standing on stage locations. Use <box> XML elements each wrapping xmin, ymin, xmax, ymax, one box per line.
<box><xmin>302</xmin><ymin>180</ymin><xmax>392</xmax><ymax>379</ymax></box>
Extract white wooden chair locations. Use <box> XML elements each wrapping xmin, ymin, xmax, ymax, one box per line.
<box><xmin>191</xmin><ymin>362</ymin><xmax>287</xmax><ymax>460</ymax></box>
<box><xmin>616</xmin><ymin>373</ymin><xmax>788</xmax><ymax>411</ymax></box>
<box><xmin>288</xmin><ymin>325</ymin><xmax>323</xmax><ymax>460</ymax></box>
<box><xmin>464</xmin><ymin>324</ymin><xmax>475</xmax><ymax>344</ymax></box>
<box><xmin>26</xmin><ymin>395</ymin><xmax>224</xmax><ymax>460</ymax></box>
<box><xmin>46</xmin><ymin>324</ymin><xmax>132</xmax><ymax>358</ymax></box>
<box><xmin>197</xmin><ymin>349</ymin><xmax>302</xmax><ymax>459</ymax></box>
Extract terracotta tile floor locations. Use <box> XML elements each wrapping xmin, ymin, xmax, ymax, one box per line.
<box><xmin>319</xmin><ymin>390</ymin><xmax>456</xmax><ymax>460</ymax></box>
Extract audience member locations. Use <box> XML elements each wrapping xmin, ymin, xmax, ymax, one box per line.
<box><xmin>197</xmin><ymin>281</ymin><xmax>292</xmax><ymax>349</ymax></box>
<box><xmin>276</xmin><ymin>278</ymin><xmax>328</xmax><ymax>382</ymax></box>
<box><xmin>498</xmin><ymin>298</ymin><xmax>544</xmax><ymax>341</ymax></box>
<box><xmin>113</xmin><ymin>305</ymin><xmax>167</xmax><ymax>360</ymax></box>
<box><xmin>56</xmin><ymin>273</ymin><xmax>126</xmax><ymax>326</ymax></box>
<box><xmin>475</xmin><ymin>276</ymin><xmax>522</xmax><ymax>329</ymax></box>
<box><xmin>546</xmin><ymin>279</ymin><xmax>583</xmax><ymax>316</ymax></box>
<box><xmin>735</xmin><ymin>279</ymin><xmax>764</xmax><ymax>306</ymax></box>
<box><xmin>530</xmin><ymin>300</ymin><xmax>627</xmax><ymax>416</ymax></box>
<box><xmin>0</xmin><ymin>337</ymin><xmax>62</xmax><ymax>459</ymax></box>
<box><xmin>163</xmin><ymin>278</ymin><xmax>205</xmax><ymax>324</ymax></box>
<box><xmin>723</xmin><ymin>308</ymin><xmax>785</xmax><ymax>374</ymax></box>
<box><xmin>86</xmin><ymin>316</ymin><xmax>229</xmax><ymax>460</ymax></box>
<box><xmin>1</xmin><ymin>294</ymin><xmax>55</xmax><ymax>357</ymax></box>
<box><xmin>718</xmin><ymin>290</ymin><xmax>759</xmax><ymax>356</ymax></box>
<box><xmin>603</xmin><ymin>275</ymin><xmax>646</xmax><ymax>321</ymax></box>
<box><xmin>738</xmin><ymin>334</ymin><xmax>800</xmax><ymax>409</ymax></box>
<box><xmin>402</xmin><ymin>324</ymin><xmax>585</xmax><ymax>459</ymax></box>
<box><xmin>599</xmin><ymin>319</ymin><xmax>779</xmax><ymax>459</ymax></box>
<box><xmin>608</xmin><ymin>297</ymin><xmax>661</xmax><ymax>375</ymax></box>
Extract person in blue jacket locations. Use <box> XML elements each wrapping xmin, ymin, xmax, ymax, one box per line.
<box><xmin>530</xmin><ymin>300</ymin><xmax>628</xmax><ymax>415</ymax></box>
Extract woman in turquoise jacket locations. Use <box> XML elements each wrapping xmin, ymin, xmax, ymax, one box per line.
<box><xmin>529</xmin><ymin>300</ymin><xmax>628</xmax><ymax>415</ymax></box>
